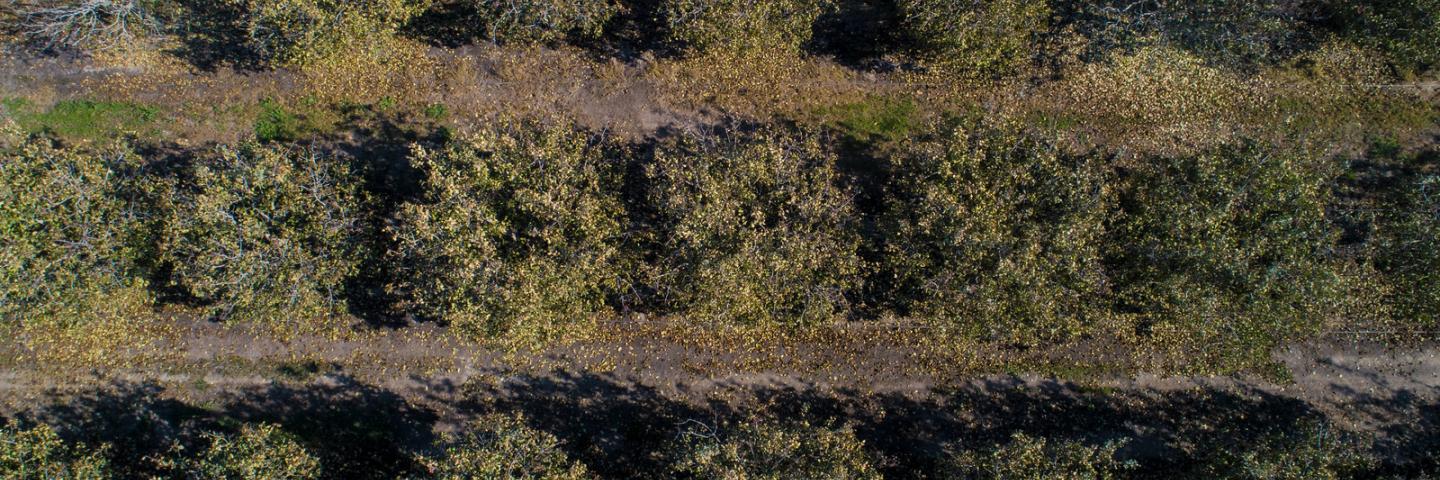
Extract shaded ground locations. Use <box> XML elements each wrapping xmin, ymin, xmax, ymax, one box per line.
<box><xmin>0</xmin><ymin>316</ymin><xmax>1436</xmax><ymax>478</ymax></box>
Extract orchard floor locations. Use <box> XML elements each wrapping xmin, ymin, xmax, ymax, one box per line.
<box><xmin>0</xmin><ymin>314</ymin><xmax>1437</xmax><ymax>478</ymax></box>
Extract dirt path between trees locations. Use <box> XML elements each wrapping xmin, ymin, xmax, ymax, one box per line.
<box><xmin>0</xmin><ymin>318</ymin><xmax>1435</xmax><ymax>478</ymax></box>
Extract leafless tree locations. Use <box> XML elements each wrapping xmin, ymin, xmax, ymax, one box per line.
<box><xmin>21</xmin><ymin>0</ymin><xmax>159</xmax><ymax>50</ymax></box>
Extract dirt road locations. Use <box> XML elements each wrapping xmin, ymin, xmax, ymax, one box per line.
<box><xmin>1</xmin><ymin>318</ymin><xmax>1435</xmax><ymax>478</ymax></box>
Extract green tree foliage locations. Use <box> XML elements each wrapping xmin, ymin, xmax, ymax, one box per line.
<box><xmin>1107</xmin><ymin>142</ymin><xmax>1345</xmax><ymax>370</ymax></box>
<box><xmin>1074</xmin><ymin>0</ymin><xmax>1328</xmax><ymax>68</ymax></box>
<box><xmin>165</xmin><ymin>144</ymin><xmax>366</xmax><ymax>322</ymax></box>
<box><xmin>885</xmin><ymin>122</ymin><xmax>1110</xmax><ymax>345</ymax></box>
<box><xmin>648</xmin><ymin>128</ymin><xmax>861</xmax><ymax>327</ymax></box>
<box><xmin>229</xmin><ymin>0</ymin><xmax>427</xmax><ymax>67</ymax></box>
<box><xmin>467</xmin><ymin>0</ymin><xmax>617</xmax><ymax>45</ymax></box>
<box><xmin>1149</xmin><ymin>0</ymin><xmax>1318</xmax><ymax>63</ymax></box>
<box><xmin>1203</xmin><ymin>421</ymin><xmax>1375</xmax><ymax>480</ymax></box>
<box><xmin>947</xmin><ymin>433</ymin><xmax>1134</xmax><ymax>479</ymax></box>
<box><xmin>391</xmin><ymin>123</ymin><xmax>624</xmax><ymax>344</ymax></box>
<box><xmin>0</xmin><ymin>422</ymin><xmax>110</xmax><ymax>480</ymax></box>
<box><xmin>421</xmin><ymin>413</ymin><xmax>589</xmax><ymax>480</ymax></box>
<box><xmin>1374</xmin><ymin>175</ymin><xmax>1440</xmax><ymax>335</ymax></box>
<box><xmin>1069</xmin><ymin>0</ymin><xmax>1438</xmax><ymax>74</ymax></box>
<box><xmin>1337</xmin><ymin>0</ymin><xmax>1440</xmax><ymax>77</ymax></box>
<box><xmin>670</xmin><ymin>418</ymin><xmax>880</xmax><ymax>480</ymax></box>
<box><xmin>185</xmin><ymin>423</ymin><xmax>322</xmax><ymax>480</ymax></box>
<box><xmin>897</xmin><ymin>0</ymin><xmax>1051</xmax><ymax>78</ymax></box>
<box><xmin>0</xmin><ymin>119</ymin><xmax>21</xmax><ymax>149</ymax></box>
<box><xmin>0</xmin><ymin>138</ymin><xmax>153</xmax><ymax>327</ymax></box>
<box><xmin>660</xmin><ymin>0</ymin><xmax>826</xmax><ymax>54</ymax></box>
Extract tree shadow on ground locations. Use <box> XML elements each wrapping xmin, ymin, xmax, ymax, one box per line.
<box><xmin>402</xmin><ymin>0</ymin><xmax>676</xmax><ymax>63</ymax></box>
<box><xmin>9</xmin><ymin>371</ymin><xmax>1437</xmax><ymax>479</ymax></box>
<box><xmin>167</xmin><ymin>0</ymin><xmax>267</xmax><ymax>72</ymax></box>
<box><xmin>8</xmin><ymin>383</ymin><xmax>208</xmax><ymax>478</ymax></box>
<box><xmin>9</xmin><ymin>377</ymin><xmax>438</xmax><ymax>479</ymax></box>
<box><xmin>807</xmin><ymin>0</ymin><xmax>910</xmax><ymax>72</ymax></box>
<box><xmin>215</xmin><ymin>376</ymin><xmax>439</xmax><ymax>479</ymax></box>
<box><xmin>313</xmin><ymin>109</ymin><xmax>447</xmax><ymax>328</ymax></box>
<box><xmin>450</xmin><ymin>372</ymin><xmax>1333</xmax><ymax>478</ymax></box>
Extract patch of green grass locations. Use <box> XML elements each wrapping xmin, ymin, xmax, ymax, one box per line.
<box><xmin>819</xmin><ymin>96</ymin><xmax>918</xmax><ymax>143</ymax></box>
<box><xmin>252</xmin><ymin>98</ymin><xmax>355</xmax><ymax>142</ymax></box>
<box><xmin>3</xmin><ymin>97</ymin><xmax>160</xmax><ymax>141</ymax></box>
<box><xmin>423</xmin><ymin>102</ymin><xmax>448</xmax><ymax>120</ymax></box>
<box><xmin>1368</xmin><ymin>135</ymin><xmax>1403</xmax><ymax>159</ymax></box>
<box><xmin>254</xmin><ymin>99</ymin><xmax>303</xmax><ymax>143</ymax></box>
<box><xmin>1</xmin><ymin>97</ymin><xmax>31</xmax><ymax>114</ymax></box>
<box><xmin>1026</xmin><ymin>110</ymin><xmax>1084</xmax><ymax>133</ymax></box>
<box><xmin>1260</xmin><ymin>361</ymin><xmax>1296</xmax><ymax>384</ymax></box>
<box><xmin>376</xmin><ymin>96</ymin><xmax>398</xmax><ymax>112</ymax></box>
<box><xmin>1278</xmin><ymin>88</ymin><xmax>1438</xmax><ymax>142</ymax></box>
<box><xmin>274</xmin><ymin>358</ymin><xmax>334</xmax><ymax>381</ymax></box>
